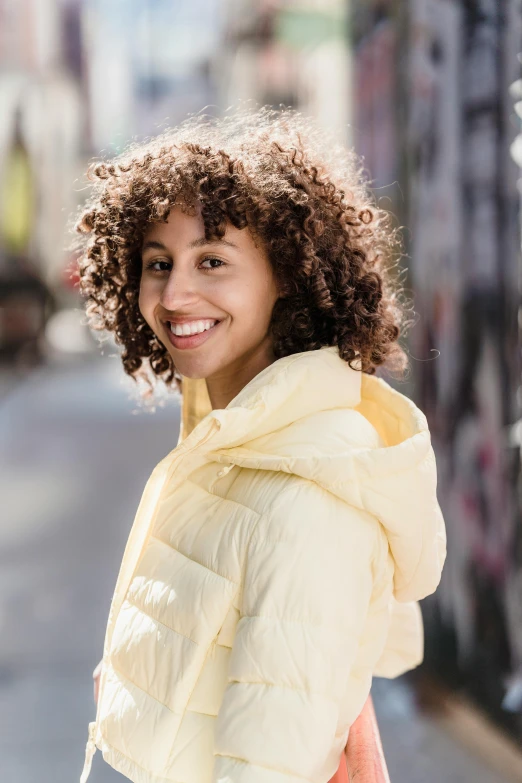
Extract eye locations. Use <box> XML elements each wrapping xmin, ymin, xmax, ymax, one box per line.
<box><xmin>144</xmin><ymin>258</ymin><xmax>171</xmax><ymax>273</ymax></box>
<box><xmin>200</xmin><ymin>256</ymin><xmax>226</xmax><ymax>270</ymax></box>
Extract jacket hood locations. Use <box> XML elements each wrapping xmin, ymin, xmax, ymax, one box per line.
<box><xmin>187</xmin><ymin>346</ymin><xmax>446</xmax><ymax>604</ymax></box>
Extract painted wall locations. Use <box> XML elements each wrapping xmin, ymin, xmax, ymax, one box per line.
<box><xmin>352</xmin><ymin>0</ymin><xmax>522</xmax><ymax>734</ymax></box>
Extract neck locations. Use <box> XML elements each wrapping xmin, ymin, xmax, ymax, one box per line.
<box><xmin>205</xmin><ymin>339</ymin><xmax>276</xmax><ymax>410</ymax></box>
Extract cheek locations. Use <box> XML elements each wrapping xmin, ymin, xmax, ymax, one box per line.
<box><xmin>252</xmin><ymin>271</ymin><xmax>279</xmax><ymax>323</ymax></box>
<box><xmin>224</xmin><ymin>277</ymin><xmax>276</xmax><ymax>328</ymax></box>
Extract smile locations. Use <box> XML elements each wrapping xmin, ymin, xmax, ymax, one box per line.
<box><xmin>170</xmin><ymin>319</ymin><xmax>217</xmax><ymax>336</ymax></box>
<box><xmin>164</xmin><ymin>319</ymin><xmax>221</xmax><ymax>350</ymax></box>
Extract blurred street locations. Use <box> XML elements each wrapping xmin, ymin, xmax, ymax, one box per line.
<box><xmin>0</xmin><ymin>353</ymin><xmax>179</xmax><ymax>782</ymax></box>
<box><xmin>0</xmin><ymin>354</ymin><xmax>520</xmax><ymax>783</ymax></box>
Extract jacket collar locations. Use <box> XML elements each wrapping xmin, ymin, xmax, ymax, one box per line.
<box><xmin>182</xmin><ymin>346</ymin><xmax>362</xmax><ymax>453</ymax></box>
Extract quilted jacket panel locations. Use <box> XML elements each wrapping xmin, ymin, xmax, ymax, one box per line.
<box><xmin>79</xmin><ymin>346</ymin><xmax>446</xmax><ymax>783</ymax></box>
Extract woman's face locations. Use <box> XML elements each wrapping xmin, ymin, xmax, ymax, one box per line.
<box><xmin>139</xmin><ymin>205</ymin><xmax>279</xmax><ymax>383</ymax></box>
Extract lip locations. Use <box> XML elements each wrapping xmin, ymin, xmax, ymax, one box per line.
<box><xmin>166</xmin><ymin>316</ymin><xmax>217</xmax><ymax>324</ymax></box>
<box><xmin>164</xmin><ymin>319</ymin><xmax>222</xmax><ymax>350</ymax></box>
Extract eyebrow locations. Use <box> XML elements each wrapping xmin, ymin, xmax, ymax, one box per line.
<box><xmin>141</xmin><ymin>237</ymin><xmax>238</xmax><ymax>255</ymax></box>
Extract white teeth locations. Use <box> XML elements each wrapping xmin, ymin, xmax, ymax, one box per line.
<box><xmin>170</xmin><ymin>320</ymin><xmax>217</xmax><ymax>337</ymax></box>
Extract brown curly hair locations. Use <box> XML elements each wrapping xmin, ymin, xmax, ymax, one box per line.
<box><xmin>73</xmin><ymin>107</ymin><xmax>411</xmax><ymax>394</ymax></box>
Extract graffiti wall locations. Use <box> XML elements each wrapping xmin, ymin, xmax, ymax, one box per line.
<box><xmin>352</xmin><ymin>0</ymin><xmax>522</xmax><ymax>734</ymax></box>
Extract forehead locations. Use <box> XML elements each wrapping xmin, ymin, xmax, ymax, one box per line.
<box><xmin>141</xmin><ymin>205</ymin><xmax>259</xmax><ymax>253</ymax></box>
<box><xmin>142</xmin><ymin>205</ymin><xmax>202</xmax><ymax>240</ymax></box>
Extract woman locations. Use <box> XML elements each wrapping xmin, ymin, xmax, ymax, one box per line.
<box><xmin>76</xmin><ymin>108</ymin><xmax>446</xmax><ymax>783</ymax></box>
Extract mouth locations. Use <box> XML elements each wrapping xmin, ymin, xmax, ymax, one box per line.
<box><xmin>163</xmin><ymin>318</ymin><xmax>222</xmax><ymax>350</ymax></box>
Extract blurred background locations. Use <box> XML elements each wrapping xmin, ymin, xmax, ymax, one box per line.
<box><xmin>1</xmin><ymin>0</ymin><xmax>522</xmax><ymax>781</ymax></box>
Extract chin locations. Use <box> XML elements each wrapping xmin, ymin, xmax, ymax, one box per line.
<box><xmin>170</xmin><ymin>355</ymin><xmax>218</xmax><ymax>381</ymax></box>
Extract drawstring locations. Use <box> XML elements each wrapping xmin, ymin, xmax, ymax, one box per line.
<box><xmin>79</xmin><ymin>722</ymin><xmax>97</xmax><ymax>783</ymax></box>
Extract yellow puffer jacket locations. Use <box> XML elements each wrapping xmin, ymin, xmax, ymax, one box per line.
<box><xmin>79</xmin><ymin>346</ymin><xmax>446</xmax><ymax>783</ymax></box>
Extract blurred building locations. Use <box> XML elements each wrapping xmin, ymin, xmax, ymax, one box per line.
<box><xmin>0</xmin><ymin>0</ymin><xmax>222</xmax><ymax>360</ymax></box>
<box><xmin>0</xmin><ymin>0</ymin><xmax>86</xmax><ymax>362</ymax></box>
<box><xmin>352</xmin><ymin>0</ymin><xmax>522</xmax><ymax>739</ymax></box>
<box><xmin>83</xmin><ymin>0</ymin><xmax>220</xmax><ymax>151</ymax></box>
<box><xmin>0</xmin><ymin>0</ymin><xmax>223</xmax><ymax>283</ymax></box>
<box><xmin>217</xmin><ymin>0</ymin><xmax>352</xmax><ymax>144</ymax></box>
<box><xmin>0</xmin><ymin>0</ymin><xmax>85</xmax><ymax>288</ymax></box>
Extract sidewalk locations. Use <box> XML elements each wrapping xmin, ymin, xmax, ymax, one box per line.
<box><xmin>373</xmin><ymin>675</ymin><xmax>522</xmax><ymax>783</ymax></box>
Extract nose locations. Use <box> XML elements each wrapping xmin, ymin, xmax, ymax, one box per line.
<box><xmin>159</xmin><ymin>266</ymin><xmax>199</xmax><ymax>312</ymax></box>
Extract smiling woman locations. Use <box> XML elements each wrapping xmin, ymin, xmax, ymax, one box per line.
<box><xmin>73</xmin><ymin>107</ymin><xmax>446</xmax><ymax>783</ymax></box>
<box><xmin>138</xmin><ymin>204</ymin><xmax>279</xmax><ymax>408</ymax></box>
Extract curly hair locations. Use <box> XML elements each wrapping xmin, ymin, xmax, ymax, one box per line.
<box><xmin>73</xmin><ymin>107</ymin><xmax>411</xmax><ymax>394</ymax></box>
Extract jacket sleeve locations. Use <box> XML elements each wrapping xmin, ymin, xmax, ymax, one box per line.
<box><xmin>212</xmin><ymin>479</ymin><xmax>385</xmax><ymax>783</ymax></box>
